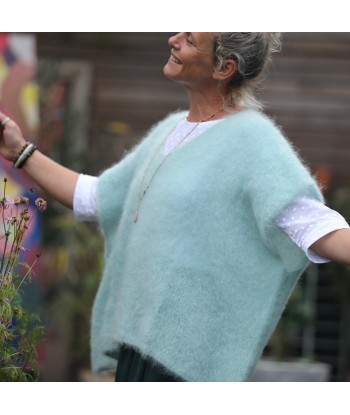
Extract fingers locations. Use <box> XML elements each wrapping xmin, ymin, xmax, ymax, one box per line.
<box><xmin>1</xmin><ymin>117</ymin><xmax>11</xmax><ymax>127</ymax></box>
<box><xmin>0</xmin><ymin>112</ymin><xmax>12</xmax><ymax>128</ymax></box>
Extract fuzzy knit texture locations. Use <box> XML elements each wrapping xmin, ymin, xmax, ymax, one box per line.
<box><xmin>92</xmin><ymin>109</ymin><xmax>324</xmax><ymax>381</ymax></box>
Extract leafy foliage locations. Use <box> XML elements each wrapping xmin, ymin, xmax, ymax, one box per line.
<box><xmin>46</xmin><ymin>216</ymin><xmax>104</xmax><ymax>373</ymax></box>
<box><xmin>0</xmin><ymin>178</ymin><xmax>46</xmax><ymax>381</ymax></box>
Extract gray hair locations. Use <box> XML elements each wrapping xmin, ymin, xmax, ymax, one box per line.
<box><xmin>213</xmin><ymin>32</ymin><xmax>282</xmax><ymax>110</ymax></box>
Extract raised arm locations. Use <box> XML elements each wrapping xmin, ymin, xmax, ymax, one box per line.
<box><xmin>0</xmin><ymin>112</ymin><xmax>79</xmax><ymax>209</ymax></box>
<box><xmin>311</xmin><ymin>229</ymin><xmax>350</xmax><ymax>266</ymax></box>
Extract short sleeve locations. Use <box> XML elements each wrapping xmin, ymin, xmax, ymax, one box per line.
<box><xmin>276</xmin><ymin>196</ymin><xmax>350</xmax><ymax>263</ymax></box>
<box><xmin>73</xmin><ymin>174</ymin><xmax>98</xmax><ymax>222</ymax></box>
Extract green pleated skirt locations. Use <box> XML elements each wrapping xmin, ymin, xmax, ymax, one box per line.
<box><xmin>115</xmin><ymin>344</ymin><xmax>185</xmax><ymax>382</ymax></box>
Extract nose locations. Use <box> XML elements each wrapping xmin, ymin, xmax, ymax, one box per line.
<box><xmin>168</xmin><ymin>32</ymin><xmax>182</xmax><ymax>50</ymax></box>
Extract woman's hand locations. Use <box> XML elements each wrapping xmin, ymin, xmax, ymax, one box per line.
<box><xmin>0</xmin><ymin>112</ymin><xmax>27</xmax><ymax>162</ymax></box>
<box><xmin>0</xmin><ymin>110</ymin><xmax>80</xmax><ymax>209</ymax></box>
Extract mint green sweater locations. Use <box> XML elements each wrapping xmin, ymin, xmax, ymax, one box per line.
<box><xmin>92</xmin><ymin>110</ymin><xmax>323</xmax><ymax>381</ymax></box>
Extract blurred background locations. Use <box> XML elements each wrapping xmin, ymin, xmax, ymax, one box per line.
<box><xmin>1</xmin><ymin>32</ymin><xmax>350</xmax><ymax>382</ymax></box>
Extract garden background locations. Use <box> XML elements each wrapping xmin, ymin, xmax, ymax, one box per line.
<box><xmin>1</xmin><ymin>32</ymin><xmax>350</xmax><ymax>381</ymax></box>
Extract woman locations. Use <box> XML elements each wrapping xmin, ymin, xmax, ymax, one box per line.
<box><xmin>1</xmin><ymin>32</ymin><xmax>350</xmax><ymax>382</ymax></box>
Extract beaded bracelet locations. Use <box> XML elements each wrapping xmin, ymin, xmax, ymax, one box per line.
<box><xmin>13</xmin><ymin>142</ymin><xmax>38</xmax><ymax>169</ymax></box>
<box><xmin>13</xmin><ymin>141</ymin><xmax>30</xmax><ymax>162</ymax></box>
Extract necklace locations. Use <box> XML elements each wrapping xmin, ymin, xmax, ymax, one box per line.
<box><xmin>134</xmin><ymin>106</ymin><xmax>224</xmax><ymax>223</ymax></box>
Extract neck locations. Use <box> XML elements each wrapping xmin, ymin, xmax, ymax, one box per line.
<box><xmin>186</xmin><ymin>89</ymin><xmax>233</xmax><ymax>122</ymax></box>
<box><xmin>187</xmin><ymin>104</ymin><xmax>226</xmax><ymax>123</ymax></box>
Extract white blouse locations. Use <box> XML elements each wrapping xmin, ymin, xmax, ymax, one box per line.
<box><xmin>73</xmin><ymin>119</ymin><xmax>350</xmax><ymax>264</ymax></box>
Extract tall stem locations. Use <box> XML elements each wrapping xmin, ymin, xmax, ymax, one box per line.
<box><xmin>10</xmin><ymin>256</ymin><xmax>39</xmax><ymax>303</ymax></box>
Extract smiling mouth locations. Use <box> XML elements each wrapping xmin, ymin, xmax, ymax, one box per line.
<box><xmin>170</xmin><ymin>54</ymin><xmax>182</xmax><ymax>65</ymax></box>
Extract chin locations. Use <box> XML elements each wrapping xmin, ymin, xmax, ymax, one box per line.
<box><xmin>163</xmin><ymin>64</ymin><xmax>174</xmax><ymax>80</ymax></box>
<box><xmin>163</xmin><ymin>65</ymin><xmax>181</xmax><ymax>83</ymax></box>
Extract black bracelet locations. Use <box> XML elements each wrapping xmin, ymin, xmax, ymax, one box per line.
<box><xmin>12</xmin><ymin>142</ymin><xmax>30</xmax><ymax>165</ymax></box>
<box><xmin>13</xmin><ymin>142</ymin><xmax>38</xmax><ymax>169</ymax></box>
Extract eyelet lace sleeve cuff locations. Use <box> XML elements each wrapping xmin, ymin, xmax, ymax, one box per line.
<box><xmin>73</xmin><ymin>174</ymin><xmax>98</xmax><ymax>222</ymax></box>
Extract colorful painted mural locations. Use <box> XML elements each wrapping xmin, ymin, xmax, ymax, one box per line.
<box><xmin>0</xmin><ymin>33</ymin><xmax>42</xmax><ymax>294</ymax></box>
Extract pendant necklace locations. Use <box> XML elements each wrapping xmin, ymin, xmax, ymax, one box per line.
<box><xmin>134</xmin><ymin>106</ymin><xmax>224</xmax><ymax>223</ymax></box>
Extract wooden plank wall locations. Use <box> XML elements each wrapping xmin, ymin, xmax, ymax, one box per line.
<box><xmin>264</xmin><ymin>32</ymin><xmax>350</xmax><ymax>198</ymax></box>
<box><xmin>35</xmin><ymin>32</ymin><xmax>350</xmax><ymax>197</ymax></box>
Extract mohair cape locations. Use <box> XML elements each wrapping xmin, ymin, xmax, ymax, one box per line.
<box><xmin>92</xmin><ymin>109</ymin><xmax>323</xmax><ymax>381</ymax></box>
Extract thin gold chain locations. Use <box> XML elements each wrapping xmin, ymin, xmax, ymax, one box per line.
<box><xmin>134</xmin><ymin>106</ymin><xmax>224</xmax><ymax>223</ymax></box>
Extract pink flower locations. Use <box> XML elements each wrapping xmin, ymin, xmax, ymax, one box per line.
<box><xmin>35</xmin><ymin>198</ymin><xmax>47</xmax><ymax>212</ymax></box>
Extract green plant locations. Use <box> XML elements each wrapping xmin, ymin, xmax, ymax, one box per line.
<box><xmin>324</xmin><ymin>187</ymin><xmax>350</xmax><ymax>380</ymax></box>
<box><xmin>326</xmin><ymin>188</ymin><xmax>350</xmax><ymax>304</ymax></box>
<box><xmin>0</xmin><ymin>178</ymin><xmax>46</xmax><ymax>381</ymax></box>
<box><xmin>43</xmin><ymin>215</ymin><xmax>104</xmax><ymax>378</ymax></box>
<box><xmin>267</xmin><ymin>280</ymin><xmax>313</xmax><ymax>360</ymax></box>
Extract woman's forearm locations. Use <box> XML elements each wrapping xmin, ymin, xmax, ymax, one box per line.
<box><xmin>22</xmin><ymin>149</ymin><xmax>79</xmax><ymax>209</ymax></box>
<box><xmin>310</xmin><ymin>228</ymin><xmax>350</xmax><ymax>266</ymax></box>
<box><xmin>0</xmin><ymin>112</ymin><xmax>79</xmax><ymax>209</ymax></box>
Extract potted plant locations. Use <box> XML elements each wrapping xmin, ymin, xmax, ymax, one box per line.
<box><xmin>0</xmin><ymin>178</ymin><xmax>46</xmax><ymax>381</ymax></box>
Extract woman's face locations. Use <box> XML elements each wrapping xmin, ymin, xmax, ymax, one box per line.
<box><xmin>163</xmin><ymin>32</ymin><xmax>217</xmax><ymax>89</ymax></box>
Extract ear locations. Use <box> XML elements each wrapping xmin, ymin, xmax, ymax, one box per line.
<box><xmin>212</xmin><ymin>59</ymin><xmax>237</xmax><ymax>82</ymax></box>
